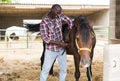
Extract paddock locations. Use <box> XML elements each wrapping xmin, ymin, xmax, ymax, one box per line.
<box><xmin>0</xmin><ymin>36</ymin><xmax>105</xmax><ymax>81</ymax></box>
<box><xmin>0</xmin><ymin>1</ymin><xmax>113</xmax><ymax>81</ymax></box>
<box><xmin>0</xmin><ymin>24</ymin><xmax>108</xmax><ymax>81</ymax></box>
<box><xmin>1</xmin><ymin>0</ymin><xmax>120</xmax><ymax>81</ymax></box>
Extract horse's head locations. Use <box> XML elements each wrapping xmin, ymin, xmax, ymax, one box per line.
<box><xmin>74</xmin><ymin>15</ymin><xmax>95</xmax><ymax>67</ymax></box>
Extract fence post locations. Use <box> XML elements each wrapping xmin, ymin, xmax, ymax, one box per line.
<box><xmin>27</xmin><ymin>32</ymin><xmax>29</xmax><ymax>48</ymax></box>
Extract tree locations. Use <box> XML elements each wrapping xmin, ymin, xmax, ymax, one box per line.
<box><xmin>0</xmin><ymin>0</ymin><xmax>11</xmax><ymax>3</ymax></box>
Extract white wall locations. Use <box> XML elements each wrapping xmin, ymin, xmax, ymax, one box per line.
<box><xmin>12</xmin><ymin>0</ymin><xmax>110</xmax><ymax>5</ymax></box>
<box><xmin>103</xmin><ymin>44</ymin><xmax>120</xmax><ymax>81</ymax></box>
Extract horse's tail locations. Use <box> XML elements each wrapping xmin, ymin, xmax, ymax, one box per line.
<box><xmin>5</xmin><ymin>31</ymin><xmax>9</xmax><ymax>48</ymax></box>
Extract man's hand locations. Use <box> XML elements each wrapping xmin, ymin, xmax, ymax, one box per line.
<box><xmin>50</xmin><ymin>40</ymin><xmax>68</xmax><ymax>48</ymax></box>
<box><xmin>59</xmin><ymin>42</ymin><xmax>68</xmax><ymax>48</ymax></box>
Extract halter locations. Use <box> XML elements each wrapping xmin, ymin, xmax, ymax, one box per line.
<box><xmin>75</xmin><ymin>28</ymin><xmax>96</xmax><ymax>53</ymax></box>
<box><xmin>75</xmin><ymin>39</ymin><xmax>91</xmax><ymax>53</ymax></box>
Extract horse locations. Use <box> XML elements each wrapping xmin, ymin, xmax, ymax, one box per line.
<box><xmin>5</xmin><ymin>26</ymin><xmax>40</xmax><ymax>48</ymax></box>
<box><xmin>69</xmin><ymin>16</ymin><xmax>96</xmax><ymax>81</ymax></box>
<box><xmin>40</xmin><ymin>15</ymin><xmax>96</xmax><ymax>81</ymax></box>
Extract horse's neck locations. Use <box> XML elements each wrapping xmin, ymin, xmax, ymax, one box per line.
<box><xmin>69</xmin><ymin>27</ymin><xmax>76</xmax><ymax>49</ymax></box>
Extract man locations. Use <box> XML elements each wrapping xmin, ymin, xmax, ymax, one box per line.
<box><xmin>40</xmin><ymin>4</ymin><xmax>72</xmax><ymax>81</ymax></box>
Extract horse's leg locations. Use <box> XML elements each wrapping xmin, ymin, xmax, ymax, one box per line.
<box><xmin>86</xmin><ymin>65</ymin><xmax>92</xmax><ymax>81</ymax></box>
<box><xmin>40</xmin><ymin>50</ymin><xmax>45</xmax><ymax>70</ymax></box>
<box><xmin>5</xmin><ymin>33</ymin><xmax>9</xmax><ymax>48</ymax></box>
<box><xmin>40</xmin><ymin>42</ymin><xmax>55</xmax><ymax>75</ymax></box>
<box><xmin>73</xmin><ymin>52</ymin><xmax>81</xmax><ymax>81</ymax></box>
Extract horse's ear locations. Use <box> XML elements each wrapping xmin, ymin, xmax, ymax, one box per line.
<box><xmin>89</xmin><ymin>21</ymin><xmax>94</xmax><ymax>28</ymax></box>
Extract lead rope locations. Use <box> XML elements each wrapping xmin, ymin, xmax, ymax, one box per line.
<box><xmin>89</xmin><ymin>29</ymin><xmax>95</xmax><ymax>81</ymax></box>
<box><xmin>75</xmin><ymin>39</ymin><xmax>92</xmax><ymax>81</ymax></box>
<box><xmin>88</xmin><ymin>67</ymin><xmax>92</xmax><ymax>81</ymax></box>
<box><xmin>61</xmin><ymin>49</ymin><xmax>65</xmax><ymax>55</ymax></box>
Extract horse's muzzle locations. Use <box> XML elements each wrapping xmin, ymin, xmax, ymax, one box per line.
<box><xmin>81</xmin><ymin>57</ymin><xmax>91</xmax><ymax>68</ymax></box>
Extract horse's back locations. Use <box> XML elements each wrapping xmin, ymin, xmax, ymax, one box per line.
<box><xmin>6</xmin><ymin>26</ymin><xmax>27</xmax><ymax>31</ymax></box>
<box><xmin>6</xmin><ymin>26</ymin><xmax>28</xmax><ymax>36</ymax></box>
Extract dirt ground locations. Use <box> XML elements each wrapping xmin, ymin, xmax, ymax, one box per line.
<box><xmin>0</xmin><ymin>40</ymin><xmax>104</xmax><ymax>81</ymax></box>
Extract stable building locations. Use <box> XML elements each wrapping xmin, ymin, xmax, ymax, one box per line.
<box><xmin>0</xmin><ymin>3</ymin><xmax>109</xmax><ymax>41</ymax></box>
<box><xmin>0</xmin><ymin>3</ymin><xmax>109</xmax><ymax>28</ymax></box>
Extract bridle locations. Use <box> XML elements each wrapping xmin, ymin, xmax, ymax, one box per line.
<box><xmin>75</xmin><ymin>39</ymin><xmax>91</xmax><ymax>53</ymax></box>
<box><xmin>75</xmin><ymin>31</ymin><xmax>95</xmax><ymax>53</ymax></box>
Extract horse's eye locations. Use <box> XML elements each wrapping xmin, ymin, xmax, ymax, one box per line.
<box><xmin>76</xmin><ymin>37</ymin><xmax>80</xmax><ymax>41</ymax></box>
<box><xmin>76</xmin><ymin>35</ymin><xmax>79</xmax><ymax>38</ymax></box>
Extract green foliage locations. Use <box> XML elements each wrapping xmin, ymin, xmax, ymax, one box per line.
<box><xmin>0</xmin><ymin>0</ymin><xmax>11</xmax><ymax>3</ymax></box>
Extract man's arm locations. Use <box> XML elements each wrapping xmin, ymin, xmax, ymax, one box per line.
<box><xmin>60</xmin><ymin>14</ymin><xmax>73</xmax><ymax>30</ymax></box>
<box><xmin>60</xmin><ymin>14</ymin><xmax>73</xmax><ymax>42</ymax></box>
<box><xmin>40</xmin><ymin>21</ymin><xmax>50</xmax><ymax>44</ymax></box>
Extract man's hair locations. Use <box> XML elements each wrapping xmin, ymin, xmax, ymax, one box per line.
<box><xmin>51</xmin><ymin>4</ymin><xmax>62</xmax><ymax>12</ymax></box>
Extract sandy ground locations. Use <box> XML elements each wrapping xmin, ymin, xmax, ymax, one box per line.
<box><xmin>0</xmin><ymin>40</ymin><xmax>105</xmax><ymax>81</ymax></box>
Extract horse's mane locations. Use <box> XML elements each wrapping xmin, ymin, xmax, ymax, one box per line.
<box><xmin>75</xmin><ymin>16</ymin><xmax>91</xmax><ymax>45</ymax></box>
<box><xmin>62</xmin><ymin>15</ymin><xmax>93</xmax><ymax>48</ymax></box>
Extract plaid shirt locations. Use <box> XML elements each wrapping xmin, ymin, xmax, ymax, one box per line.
<box><xmin>40</xmin><ymin>13</ymin><xmax>73</xmax><ymax>52</ymax></box>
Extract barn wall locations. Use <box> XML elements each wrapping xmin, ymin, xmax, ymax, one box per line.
<box><xmin>109</xmin><ymin>0</ymin><xmax>116</xmax><ymax>41</ymax></box>
<box><xmin>109</xmin><ymin>0</ymin><xmax>120</xmax><ymax>43</ymax></box>
<box><xmin>0</xmin><ymin>16</ymin><xmax>23</xmax><ymax>29</ymax></box>
<box><xmin>87</xmin><ymin>10</ymin><xmax>109</xmax><ymax>26</ymax></box>
<box><xmin>116</xmin><ymin>0</ymin><xmax>120</xmax><ymax>39</ymax></box>
<box><xmin>0</xmin><ymin>15</ymin><xmax>42</xmax><ymax>40</ymax></box>
<box><xmin>0</xmin><ymin>15</ymin><xmax>42</xmax><ymax>29</ymax></box>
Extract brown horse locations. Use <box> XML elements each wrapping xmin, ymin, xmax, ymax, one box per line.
<box><xmin>69</xmin><ymin>16</ymin><xmax>96</xmax><ymax>81</ymax></box>
<box><xmin>40</xmin><ymin>15</ymin><xmax>96</xmax><ymax>81</ymax></box>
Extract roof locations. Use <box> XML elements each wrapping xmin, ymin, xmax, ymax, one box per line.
<box><xmin>0</xmin><ymin>3</ymin><xmax>109</xmax><ymax>17</ymax></box>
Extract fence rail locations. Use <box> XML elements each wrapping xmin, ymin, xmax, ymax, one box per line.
<box><xmin>93</xmin><ymin>26</ymin><xmax>109</xmax><ymax>46</ymax></box>
<box><xmin>0</xmin><ymin>26</ymin><xmax>109</xmax><ymax>49</ymax></box>
<box><xmin>0</xmin><ymin>28</ymin><xmax>42</xmax><ymax>49</ymax></box>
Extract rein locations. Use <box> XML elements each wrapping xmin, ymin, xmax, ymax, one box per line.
<box><xmin>75</xmin><ymin>39</ymin><xmax>91</xmax><ymax>53</ymax></box>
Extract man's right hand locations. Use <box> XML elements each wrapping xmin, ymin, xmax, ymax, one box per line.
<box><xmin>59</xmin><ymin>42</ymin><xmax>68</xmax><ymax>48</ymax></box>
<box><xmin>50</xmin><ymin>40</ymin><xmax>68</xmax><ymax>48</ymax></box>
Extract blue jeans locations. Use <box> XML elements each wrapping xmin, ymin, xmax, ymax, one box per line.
<box><xmin>40</xmin><ymin>49</ymin><xmax>67</xmax><ymax>81</ymax></box>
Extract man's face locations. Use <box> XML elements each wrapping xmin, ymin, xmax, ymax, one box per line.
<box><xmin>52</xmin><ymin>9</ymin><xmax>61</xmax><ymax>18</ymax></box>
